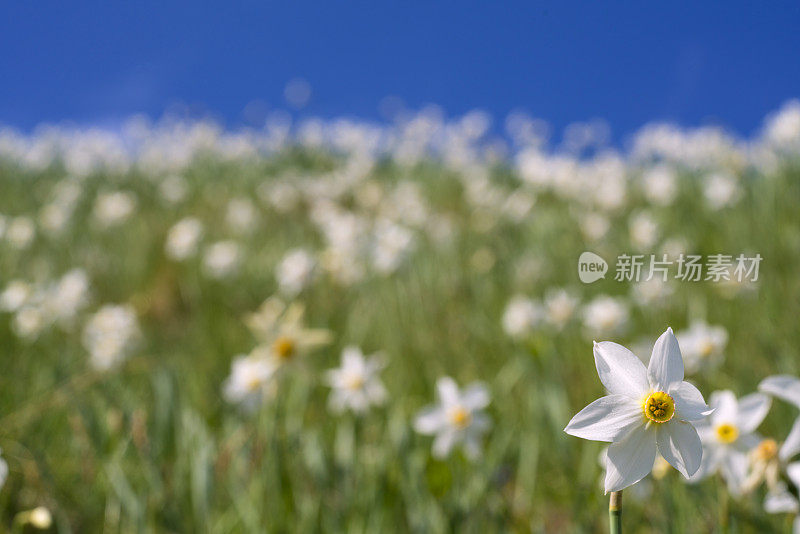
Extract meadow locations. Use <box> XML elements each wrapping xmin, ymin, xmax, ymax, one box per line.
<box><xmin>0</xmin><ymin>102</ymin><xmax>799</xmax><ymax>532</ymax></box>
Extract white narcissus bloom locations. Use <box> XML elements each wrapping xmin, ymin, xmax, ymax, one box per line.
<box><xmin>502</xmin><ymin>295</ymin><xmax>542</xmax><ymax>338</ymax></box>
<box><xmin>324</xmin><ymin>346</ymin><xmax>387</xmax><ymax>414</ymax></box>
<box><xmin>222</xmin><ymin>355</ymin><xmax>278</xmax><ymax>411</ymax></box>
<box><xmin>203</xmin><ymin>241</ymin><xmax>241</xmax><ymax>279</ymax></box>
<box><xmin>641</xmin><ymin>164</ymin><xmax>678</xmax><ymax>206</ymax></box>
<box><xmin>755</xmin><ymin>376</ymin><xmax>800</xmax><ymax>501</ymax></box>
<box><xmin>0</xmin><ymin>280</ymin><xmax>32</xmax><ymax>312</ymax></box>
<box><xmin>245</xmin><ymin>297</ymin><xmax>332</xmax><ymax>367</ymax></box>
<box><xmin>276</xmin><ymin>248</ymin><xmax>316</xmax><ymax>296</ymax></box>
<box><xmin>5</xmin><ymin>217</ymin><xmax>35</xmax><ymax>249</ymax></box>
<box><xmin>82</xmin><ymin>305</ymin><xmax>140</xmax><ymax>370</ymax></box>
<box><xmin>93</xmin><ymin>191</ymin><xmax>137</xmax><ymax>228</ymax></box>
<box><xmin>688</xmin><ymin>391</ymin><xmax>771</xmax><ymax>494</ymax></box>
<box><xmin>165</xmin><ymin>217</ymin><xmax>203</xmax><ymax>260</ymax></box>
<box><xmin>704</xmin><ymin>173</ymin><xmax>741</xmax><ymax>210</ymax></box>
<box><xmin>414</xmin><ymin>377</ymin><xmax>491</xmax><ymax>460</ymax></box>
<box><xmin>543</xmin><ymin>289</ymin><xmax>578</xmax><ymax>330</ymax></box>
<box><xmin>581</xmin><ymin>295</ymin><xmax>629</xmax><ymax>338</ymax></box>
<box><xmin>676</xmin><ymin>321</ymin><xmax>728</xmax><ymax>374</ymax></box>
<box><xmin>565</xmin><ymin>327</ymin><xmax>712</xmax><ymax>492</ymax></box>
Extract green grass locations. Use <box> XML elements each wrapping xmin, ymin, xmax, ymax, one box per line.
<box><xmin>0</xmin><ymin>149</ymin><xmax>799</xmax><ymax>533</ymax></box>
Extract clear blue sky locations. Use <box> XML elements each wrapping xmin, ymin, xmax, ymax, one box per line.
<box><xmin>1</xmin><ymin>2</ymin><xmax>798</xmax><ymax>142</ymax></box>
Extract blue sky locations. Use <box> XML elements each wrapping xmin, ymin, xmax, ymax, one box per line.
<box><xmin>1</xmin><ymin>2</ymin><xmax>798</xmax><ymax>143</ymax></box>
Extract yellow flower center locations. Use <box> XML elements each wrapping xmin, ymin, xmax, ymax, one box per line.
<box><xmin>344</xmin><ymin>373</ymin><xmax>365</xmax><ymax>391</ymax></box>
<box><xmin>755</xmin><ymin>438</ymin><xmax>778</xmax><ymax>460</ymax></box>
<box><xmin>246</xmin><ymin>375</ymin><xmax>263</xmax><ymax>392</ymax></box>
<box><xmin>700</xmin><ymin>340</ymin><xmax>715</xmax><ymax>357</ymax></box>
<box><xmin>715</xmin><ymin>423</ymin><xmax>739</xmax><ymax>444</ymax></box>
<box><xmin>643</xmin><ymin>391</ymin><xmax>675</xmax><ymax>423</ymax></box>
<box><xmin>273</xmin><ymin>336</ymin><xmax>295</xmax><ymax>360</ymax></box>
<box><xmin>448</xmin><ymin>406</ymin><xmax>472</xmax><ymax>429</ymax></box>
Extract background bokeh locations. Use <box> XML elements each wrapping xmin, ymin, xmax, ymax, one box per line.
<box><xmin>1</xmin><ymin>4</ymin><xmax>800</xmax><ymax>533</ymax></box>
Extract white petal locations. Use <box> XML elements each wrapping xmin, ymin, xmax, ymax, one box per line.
<box><xmin>687</xmin><ymin>444</ymin><xmax>721</xmax><ymax>483</ymax></box>
<box><xmin>760</xmin><ymin>375</ymin><xmax>800</xmax><ymax>410</ymax></box>
<box><xmin>780</xmin><ymin>418</ymin><xmax>800</xmax><ymax>462</ymax></box>
<box><xmin>648</xmin><ymin>327</ymin><xmax>684</xmax><ymax>391</ymax></box>
<box><xmin>720</xmin><ymin>450</ymin><xmax>749</xmax><ymax>495</ymax></box>
<box><xmin>787</xmin><ymin>462</ymin><xmax>800</xmax><ymax>489</ymax></box>
<box><xmin>593</xmin><ymin>341</ymin><xmax>649</xmax><ymax>398</ymax></box>
<box><xmin>461</xmin><ymin>383</ymin><xmax>490</xmax><ymax>410</ymax></box>
<box><xmin>604</xmin><ymin>424</ymin><xmax>657</xmax><ymax>493</ymax></box>
<box><xmin>656</xmin><ymin>420</ymin><xmax>702</xmax><ymax>477</ymax></box>
<box><xmin>414</xmin><ymin>406</ymin><xmax>445</xmax><ymax>434</ymax></box>
<box><xmin>793</xmin><ymin>515</ymin><xmax>800</xmax><ymax>534</ymax></box>
<box><xmin>564</xmin><ymin>395</ymin><xmax>643</xmax><ymax>442</ymax></box>
<box><xmin>671</xmin><ymin>381</ymin><xmax>713</xmax><ymax>421</ymax></box>
<box><xmin>436</xmin><ymin>377</ymin><xmax>460</xmax><ymax>406</ymax></box>
<box><xmin>735</xmin><ymin>393</ymin><xmax>771</xmax><ymax>433</ymax></box>
<box><xmin>709</xmin><ymin>390</ymin><xmax>738</xmax><ymax>425</ymax></box>
<box><xmin>432</xmin><ymin>429</ymin><xmax>458</xmax><ymax>458</ymax></box>
<box><xmin>765</xmin><ymin>485</ymin><xmax>799</xmax><ymax>514</ymax></box>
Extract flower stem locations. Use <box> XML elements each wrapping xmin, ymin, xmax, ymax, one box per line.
<box><xmin>609</xmin><ymin>491</ymin><xmax>622</xmax><ymax>534</ymax></box>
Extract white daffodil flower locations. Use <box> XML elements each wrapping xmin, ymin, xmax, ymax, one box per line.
<box><xmin>564</xmin><ymin>327</ymin><xmax>712</xmax><ymax>492</ymax></box>
<box><xmin>414</xmin><ymin>377</ymin><xmax>491</xmax><ymax>460</ymax></box>
<box><xmin>753</xmin><ymin>376</ymin><xmax>800</xmax><ymax>509</ymax></box>
<box><xmin>676</xmin><ymin>321</ymin><xmax>728</xmax><ymax>375</ymax></box>
<box><xmin>222</xmin><ymin>355</ymin><xmax>278</xmax><ymax>411</ymax></box>
<box><xmin>688</xmin><ymin>390</ymin><xmax>771</xmax><ymax>494</ymax></box>
<box><xmin>324</xmin><ymin>346</ymin><xmax>387</xmax><ymax>414</ymax></box>
<box><xmin>762</xmin><ymin>479</ymin><xmax>800</xmax><ymax>534</ymax></box>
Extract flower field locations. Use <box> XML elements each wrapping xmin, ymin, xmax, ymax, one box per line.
<box><xmin>1</xmin><ymin>102</ymin><xmax>800</xmax><ymax>532</ymax></box>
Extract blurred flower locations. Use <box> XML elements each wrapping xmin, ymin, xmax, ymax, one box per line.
<box><xmin>629</xmin><ymin>211</ymin><xmax>659</xmax><ymax>250</ymax></box>
<box><xmin>226</xmin><ymin>198</ymin><xmax>258</xmax><ymax>233</ymax></box>
<box><xmin>565</xmin><ymin>328</ymin><xmax>711</xmax><ymax>492</ymax></box>
<box><xmin>245</xmin><ymin>297</ymin><xmax>331</xmax><ymax>367</ymax></box>
<box><xmin>632</xmin><ymin>277</ymin><xmax>674</xmax><ymax>307</ymax></box>
<box><xmin>222</xmin><ymin>354</ymin><xmax>277</xmax><ymax>411</ymax></box>
<box><xmin>165</xmin><ymin>217</ymin><xmax>204</xmax><ymax>260</ymax></box>
<box><xmin>12</xmin><ymin>306</ymin><xmax>46</xmax><ymax>340</ymax></box>
<box><xmin>82</xmin><ymin>304</ymin><xmax>140</xmax><ymax>370</ymax></box>
<box><xmin>704</xmin><ymin>173</ymin><xmax>741</xmax><ymax>210</ymax></box>
<box><xmin>579</xmin><ymin>212</ymin><xmax>610</xmax><ymax>243</ymax></box>
<box><xmin>5</xmin><ymin>216</ymin><xmax>35</xmax><ymax>249</ymax></box>
<box><xmin>502</xmin><ymin>295</ymin><xmax>542</xmax><ymax>338</ymax></box>
<box><xmin>203</xmin><ymin>240</ymin><xmax>241</xmax><ymax>278</ymax></box>
<box><xmin>582</xmin><ymin>295</ymin><xmax>629</xmax><ymax>337</ymax></box>
<box><xmin>371</xmin><ymin>219</ymin><xmax>414</xmax><ymax>274</ymax></box>
<box><xmin>676</xmin><ymin>321</ymin><xmax>728</xmax><ymax>374</ymax></box>
<box><xmin>159</xmin><ymin>174</ymin><xmax>189</xmax><ymax>204</ymax></box>
<box><xmin>414</xmin><ymin>377</ymin><xmax>491</xmax><ymax>460</ymax></box>
<box><xmin>641</xmin><ymin>165</ymin><xmax>678</xmax><ymax>206</ymax></box>
<box><xmin>45</xmin><ymin>268</ymin><xmax>90</xmax><ymax>324</ymax></box>
<box><xmin>93</xmin><ymin>191</ymin><xmax>136</xmax><ymax>227</ymax></box>
<box><xmin>325</xmin><ymin>346</ymin><xmax>387</xmax><ymax>414</ymax></box>
<box><xmin>544</xmin><ymin>289</ymin><xmax>578</xmax><ymax>330</ymax></box>
<box><xmin>276</xmin><ymin>248</ymin><xmax>316</xmax><ymax>296</ymax></box>
<box><xmin>689</xmin><ymin>391</ymin><xmax>771</xmax><ymax>494</ymax></box>
<box><xmin>0</xmin><ymin>280</ymin><xmax>31</xmax><ymax>312</ymax></box>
